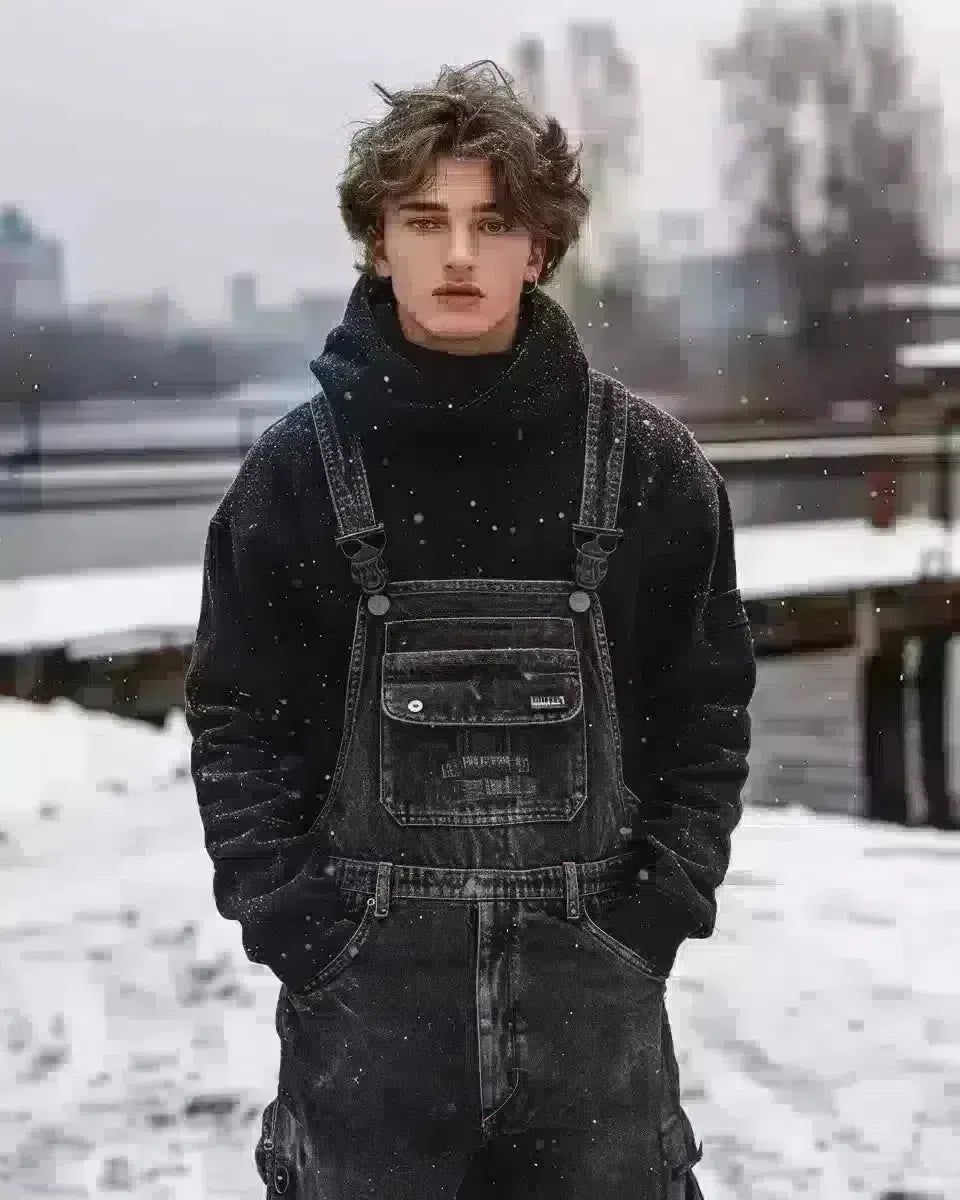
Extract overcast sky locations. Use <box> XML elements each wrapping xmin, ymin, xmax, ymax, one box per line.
<box><xmin>3</xmin><ymin>0</ymin><xmax>959</xmax><ymax>321</ymax></box>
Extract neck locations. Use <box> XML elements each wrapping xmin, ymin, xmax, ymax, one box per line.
<box><xmin>395</xmin><ymin>301</ymin><xmax>521</xmax><ymax>355</ymax></box>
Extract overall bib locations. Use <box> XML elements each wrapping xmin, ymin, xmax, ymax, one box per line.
<box><xmin>254</xmin><ymin>369</ymin><xmax>705</xmax><ymax>1199</ymax></box>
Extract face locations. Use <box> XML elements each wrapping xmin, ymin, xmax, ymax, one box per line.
<box><xmin>372</xmin><ymin>156</ymin><xmax>546</xmax><ymax>355</ymax></box>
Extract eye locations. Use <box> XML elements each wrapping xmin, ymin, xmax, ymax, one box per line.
<box><xmin>407</xmin><ymin>217</ymin><xmax>510</xmax><ymax>233</ymax></box>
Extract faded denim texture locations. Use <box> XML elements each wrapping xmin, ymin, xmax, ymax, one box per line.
<box><xmin>184</xmin><ymin>277</ymin><xmax>756</xmax><ymax>1197</ymax></box>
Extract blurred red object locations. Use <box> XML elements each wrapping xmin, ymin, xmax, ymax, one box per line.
<box><xmin>868</xmin><ymin>469</ymin><xmax>897</xmax><ymax>528</ymax></box>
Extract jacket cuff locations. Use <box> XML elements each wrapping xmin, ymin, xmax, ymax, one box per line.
<box><xmin>600</xmin><ymin>881</ymin><xmax>700</xmax><ymax>977</ymax></box>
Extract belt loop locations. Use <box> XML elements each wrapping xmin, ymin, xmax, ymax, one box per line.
<box><xmin>374</xmin><ymin>861</ymin><xmax>392</xmax><ymax>918</ymax></box>
<box><xmin>562</xmin><ymin>862</ymin><xmax>581</xmax><ymax>921</ymax></box>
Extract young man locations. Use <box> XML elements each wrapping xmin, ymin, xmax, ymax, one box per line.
<box><xmin>185</xmin><ymin>61</ymin><xmax>756</xmax><ymax>1200</ymax></box>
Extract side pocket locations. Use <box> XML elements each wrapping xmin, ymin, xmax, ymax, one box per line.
<box><xmin>659</xmin><ymin>1108</ymin><xmax>703</xmax><ymax>1199</ymax></box>
<box><xmin>254</xmin><ymin>1095</ymin><xmax>297</xmax><ymax>1197</ymax></box>
<box><xmin>254</xmin><ymin>1096</ymin><xmax>280</xmax><ymax>1188</ymax></box>
<box><xmin>578</xmin><ymin>895</ymin><xmax>668</xmax><ymax>986</ymax></box>
<box><xmin>289</xmin><ymin>896</ymin><xmax>378</xmax><ymax>1002</ymax></box>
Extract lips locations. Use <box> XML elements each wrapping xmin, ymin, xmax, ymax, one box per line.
<box><xmin>434</xmin><ymin>287</ymin><xmax>483</xmax><ymax>297</ymax></box>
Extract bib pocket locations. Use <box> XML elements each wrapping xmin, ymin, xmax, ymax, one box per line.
<box><xmin>379</xmin><ymin>644</ymin><xmax>587</xmax><ymax>825</ymax></box>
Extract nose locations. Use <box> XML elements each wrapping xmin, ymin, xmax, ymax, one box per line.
<box><xmin>445</xmin><ymin>221</ymin><xmax>479</xmax><ymax>269</ymax></box>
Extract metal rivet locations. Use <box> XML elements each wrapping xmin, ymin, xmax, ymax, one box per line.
<box><xmin>367</xmin><ymin>593</ymin><xmax>390</xmax><ymax>615</ymax></box>
<box><xmin>407</xmin><ymin>699</ymin><xmax>423</xmax><ymax>713</ymax></box>
<box><xmin>569</xmin><ymin>590</ymin><xmax>592</xmax><ymax>612</ymax></box>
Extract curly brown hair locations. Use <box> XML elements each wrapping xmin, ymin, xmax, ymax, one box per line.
<box><xmin>337</xmin><ymin>60</ymin><xmax>590</xmax><ymax>287</ymax></box>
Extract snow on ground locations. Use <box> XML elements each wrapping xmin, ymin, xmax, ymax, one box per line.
<box><xmin>1</xmin><ymin>696</ymin><xmax>958</xmax><ymax>1200</ymax></box>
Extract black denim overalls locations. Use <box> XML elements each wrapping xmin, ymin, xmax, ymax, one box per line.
<box><xmin>254</xmin><ymin>369</ymin><xmax>706</xmax><ymax>1199</ymax></box>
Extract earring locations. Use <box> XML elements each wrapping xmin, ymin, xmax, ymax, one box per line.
<box><xmin>522</xmin><ymin>278</ymin><xmax>538</xmax><ymax>296</ymax></box>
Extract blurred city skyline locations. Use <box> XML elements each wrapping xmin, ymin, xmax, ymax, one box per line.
<box><xmin>3</xmin><ymin>0</ymin><xmax>960</xmax><ymax>323</ymax></box>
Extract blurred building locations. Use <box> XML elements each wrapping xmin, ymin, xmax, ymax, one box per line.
<box><xmin>229</xmin><ymin>272</ymin><xmax>258</xmax><ymax>329</ymax></box>
<box><xmin>511</xmin><ymin>36</ymin><xmax>545</xmax><ymax>116</ymax></box>
<box><xmin>509</xmin><ymin>23</ymin><xmax>644</xmax><ymax>309</ymax></box>
<box><xmin>643</xmin><ymin>254</ymin><xmax>960</xmax><ymax>356</ymax></box>
<box><xmin>76</xmin><ymin>289</ymin><xmax>191</xmax><ymax>337</ymax></box>
<box><xmin>564</xmin><ymin>21</ymin><xmax>643</xmax><ymax>288</ymax></box>
<box><xmin>295</xmin><ymin>290</ymin><xmax>347</xmax><ymax>345</ymax></box>
<box><xmin>225</xmin><ymin>272</ymin><xmax>345</xmax><ymax>346</ymax></box>
<box><xmin>645</xmin><ymin>246</ymin><xmax>793</xmax><ymax>340</ymax></box>
<box><xmin>856</xmin><ymin>283</ymin><xmax>960</xmax><ymax>345</ymax></box>
<box><xmin>0</xmin><ymin>205</ymin><xmax>65</xmax><ymax>320</ymax></box>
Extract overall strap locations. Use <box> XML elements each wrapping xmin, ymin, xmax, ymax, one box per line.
<box><xmin>572</xmin><ymin>368</ymin><xmax>630</xmax><ymax>590</ymax></box>
<box><xmin>309</xmin><ymin>386</ymin><xmax>389</xmax><ymax>598</ymax></box>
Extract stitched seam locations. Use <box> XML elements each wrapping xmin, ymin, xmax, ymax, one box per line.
<box><xmin>312</xmin><ymin>594</ymin><xmax>369</xmax><ymax>828</ymax></box>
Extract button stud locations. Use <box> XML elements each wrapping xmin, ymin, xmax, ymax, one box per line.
<box><xmin>367</xmin><ymin>593</ymin><xmax>390</xmax><ymax>615</ymax></box>
<box><xmin>407</xmin><ymin>699</ymin><xmax>423</xmax><ymax>713</ymax></box>
<box><xmin>568</xmin><ymin>590</ymin><xmax>592</xmax><ymax>612</ymax></box>
<box><xmin>274</xmin><ymin>1165</ymin><xmax>290</xmax><ymax>1194</ymax></box>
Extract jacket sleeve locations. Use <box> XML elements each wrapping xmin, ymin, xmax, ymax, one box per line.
<box><xmin>183</xmin><ymin>456</ymin><xmax>356</xmax><ymax>992</ymax></box>
<box><xmin>607</xmin><ymin>451</ymin><xmax>757</xmax><ymax>977</ymax></box>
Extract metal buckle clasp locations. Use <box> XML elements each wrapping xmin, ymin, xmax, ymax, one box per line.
<box><xmin>572</xmin><ymin>524</ymin><xmax>623</xmax><ymax>589</ymax></box>
<box><xmin>336</xmin><ymin>525</ymin><xmax>388</xmax><ymax>594</ymax></box>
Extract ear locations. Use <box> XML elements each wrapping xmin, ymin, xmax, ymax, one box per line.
<box><xmin>372</xmin><ymin>252</ymin><xmax>391</xmax><ymax>279</ymax></box>
<box><xmin>526</xmin><ymin>239</ymin><xmax>547</xmax><ymax>281</ymax></box>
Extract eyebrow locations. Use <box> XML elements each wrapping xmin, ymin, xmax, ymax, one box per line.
<box><xmin>395</xmin><ymin>201</ymin><xmax>501</xmax><ymax>214</ymax></box>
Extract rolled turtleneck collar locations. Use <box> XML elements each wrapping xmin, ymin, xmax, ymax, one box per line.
<box><xmin>308</xmin><ymin>273</ymin><xmax>588</xmax><ymax>440</ymax></box>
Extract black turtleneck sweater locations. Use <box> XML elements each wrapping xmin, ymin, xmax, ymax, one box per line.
<box><xmin>184</xmin><ymin>274</ymin><xmax>756</xmax><ymax>996</ymax></box>
<box><xmin>348</xmin><ymin>278</ymin><xmax>588</xmax><ymax>588</ymax></box>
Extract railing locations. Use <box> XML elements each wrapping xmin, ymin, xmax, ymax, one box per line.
<box><xmin>0</xmin><ymin>403</ymin><xmax>274</xmax><ymax>466</ymax></box>
<box><xmin>3</xmin><ymin>427</ymin><xmax>957</xmax><ymax>513</ymax></box>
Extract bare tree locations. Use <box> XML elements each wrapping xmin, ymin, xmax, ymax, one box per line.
<box><xmin>709</xmin><ymin>1</ymin><xmax>942</xmax><ymax>416</ymax></box>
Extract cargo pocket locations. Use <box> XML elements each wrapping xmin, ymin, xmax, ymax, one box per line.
<box><xmin>254</xmin><ymin>1094</ymin><xmax>300</xmax><ymax>1197</ymax></box>
<box><xmin>660</xmin><ymin>1108</ymin><xmax>704</xmax><ymax>1199</ymax></box>
<box><xmin>254</xmin><ymin>1095</ymin><xmax>296</xmax><ymax>1196</ymax></box>
<box><xmin>379</xmin><ymin>645</ymin><xmax>586</xmax><ymax>826</ymax></box>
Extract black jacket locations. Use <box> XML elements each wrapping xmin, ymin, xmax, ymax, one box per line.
<box><xmin>184</xmin><ymin>276</ymin><xmax>757</xmax><ymax>992</ymax></box>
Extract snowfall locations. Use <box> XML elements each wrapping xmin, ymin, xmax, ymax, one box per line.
<box><xmin>1</xmin><ymin>694</ymin><xmax>957</xmax><ymax>1200</ymax></box>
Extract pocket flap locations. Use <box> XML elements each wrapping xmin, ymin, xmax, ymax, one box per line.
<box><xmin>660</xmin><ymin>1109</ymin><xmax>704</xmax><ymax>1177</ymax></box>
<box><xmin>381</xmin><ymin>647</ymin><xmax>583</xmax><ymax>725</ymax></box>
